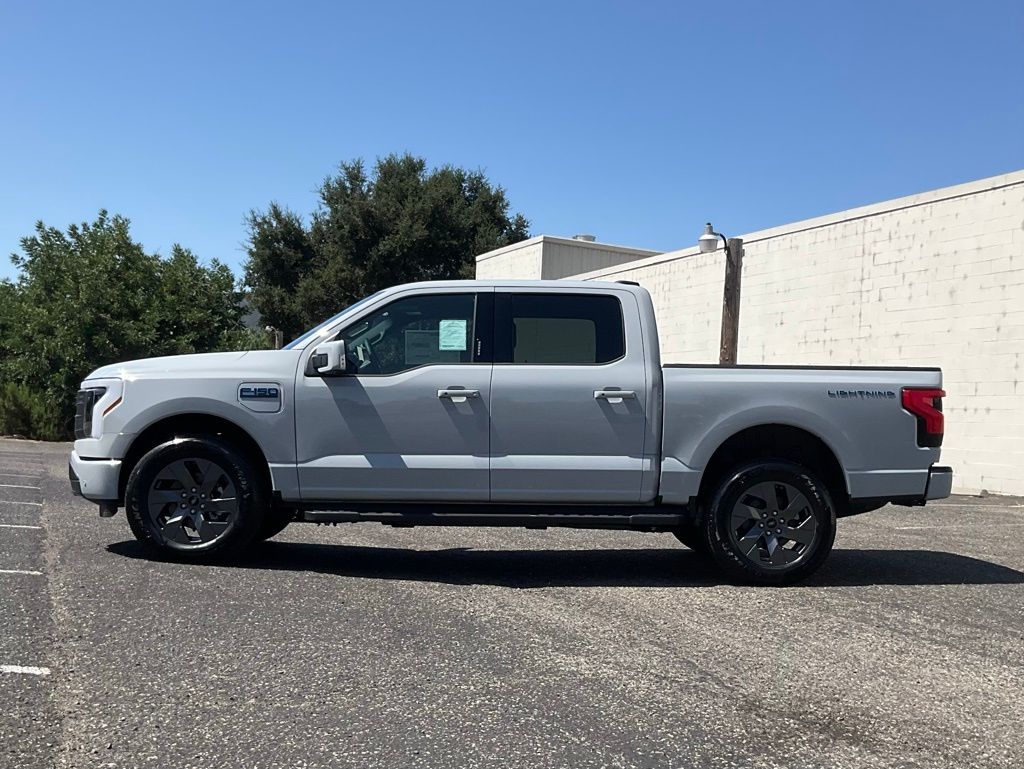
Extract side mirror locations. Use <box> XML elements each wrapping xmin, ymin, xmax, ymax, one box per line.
<box><xmin>305</xmin><ymin>340</ymin><xmax>347</xmax><ymax>377</ymax></box>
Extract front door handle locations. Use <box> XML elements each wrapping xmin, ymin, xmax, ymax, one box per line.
<box><xmin>438</xmin><ymin>388</ymin><xmax>480</xmax><ymax>403</ymax></box>
<box><xmin>594</xmin><ymin>389</ymin><xmax>636</xmax><ymax>404</ymax></box>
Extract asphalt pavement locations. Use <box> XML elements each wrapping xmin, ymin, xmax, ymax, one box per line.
<box><xmin>2</xmin><ymin>437</ymin><xmax>1023</xmax><ymax>769</ymax></box>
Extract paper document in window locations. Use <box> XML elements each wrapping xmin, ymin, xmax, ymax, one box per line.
<box><xmin>438</xmin><ymin>319</ymin><xmax>468</xmax><ymax>351</ymax></box>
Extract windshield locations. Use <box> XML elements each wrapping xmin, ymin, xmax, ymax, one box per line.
<box><xmin>282</xmin><ymin>291</ymin><xmax>385</xmax><ymax>350</ymax></box>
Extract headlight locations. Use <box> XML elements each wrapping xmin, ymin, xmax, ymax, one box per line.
<box><xmin>75</xmin><ymin>378</ymin><xmax>123</xmax><ymax>439</ymax></box>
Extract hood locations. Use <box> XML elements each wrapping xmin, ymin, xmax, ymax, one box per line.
<box><xmin>84</xmin><ymin>350</ymin><xmax>253</xmax><ymax>381</ymax></box>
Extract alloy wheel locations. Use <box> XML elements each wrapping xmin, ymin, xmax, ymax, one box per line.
<box><xmin>146</xmin><ymin>458</ymin><xmax>238</xmax><ymax>547</ymax></box>
<box><xmin>728</xmin><ymin>480</ymin><xmax>819</xmax><ymax>569</ymax></box>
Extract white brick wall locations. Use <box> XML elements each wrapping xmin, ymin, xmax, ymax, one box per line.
<box><xmin>481</xmin><ymin>171</ymin><xmax>1024</xmax><ymax>496</ymax></box>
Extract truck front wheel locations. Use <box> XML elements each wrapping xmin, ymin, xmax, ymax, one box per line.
<box><xmin>704</xmin><ymin>460</ymin><xmax>836</xmax><ymax>585</ymax></box>
<box><xmin>125</xmin><ymin>436</ymin><xmax>269</xmax><ymax>559</ymax></box>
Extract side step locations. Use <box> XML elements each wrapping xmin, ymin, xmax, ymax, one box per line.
<box><xmin>299</xmin><ymin>510</ymin><xmax>684</xmax><ymax>531</ymax></box>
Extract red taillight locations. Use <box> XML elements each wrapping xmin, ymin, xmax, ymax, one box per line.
<box><xmin>901</xmin><ymin>387</ymin><xmax>945</xmax><ymax>447</ymax></box>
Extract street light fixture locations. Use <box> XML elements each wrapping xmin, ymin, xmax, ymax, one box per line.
<box><xmin>698</xmin><ymin>222</ymin><xmax>723</xmax><ymax>254</ymax></box>
<box><xmin>697</xmin><ymin>222</ymin><xmax>744</xmax><ymax>366</ymax></box>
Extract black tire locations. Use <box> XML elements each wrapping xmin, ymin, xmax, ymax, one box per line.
<box><xmin>672</xmin><ymin>524</ymin><xmax>710</xmax><ymax>555</ymax></box>
<box><xmin>703</xmin><ymin>460</ymin><xmax>836</xmax><ymax>585</ymax></box>
<box><xmin>258</xmin><ymin>507</ymin><xmax>294</xmax><ymax>541</ymax></box>
<box><xmin>125</xmin><ymin>435</ymin><xmax>269</xmax><ymax>560</ymax></box>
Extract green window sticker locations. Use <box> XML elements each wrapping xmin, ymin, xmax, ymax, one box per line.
<box><xmin>438</xmin><ymin>319</ymin><xmax>468</xmax><ymax>351</ymax></box>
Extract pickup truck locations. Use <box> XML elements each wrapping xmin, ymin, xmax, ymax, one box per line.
<box><xmin>69</xmin><ymin>279</ymin><xmax>952</xmax><ymax>584</ymax></box>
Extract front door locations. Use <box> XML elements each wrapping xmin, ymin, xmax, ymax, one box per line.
<box><xmin>295</xmin><ymin>289</ymin><xmax>492</xmax><ymax>502</ymax></box>
<box><xmin>488</xmin><ymin>288</ymin><xmax>650</xmax><ymax>503</ymax></box>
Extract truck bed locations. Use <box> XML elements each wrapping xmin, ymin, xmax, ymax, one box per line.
<box><xmin>656</xmin><ymin>363</ymin><xmax>944</xmax><ymax>505</ymax></box>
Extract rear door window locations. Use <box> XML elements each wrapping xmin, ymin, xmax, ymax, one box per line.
<box><xmin>495</xmin><ymin>293</ymin><xmax>625</xmax><ymax>365</ymax></box>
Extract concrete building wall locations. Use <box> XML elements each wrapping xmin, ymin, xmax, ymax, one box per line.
<box><xmin>477</xmin><ymin>171</ymin><xmax>1024</xmax><ymax>496</ymax></box>
<box><xmin>476</xmin><ymin>236</ymin><xmax>660</xmax><ymax>281</ymax></box>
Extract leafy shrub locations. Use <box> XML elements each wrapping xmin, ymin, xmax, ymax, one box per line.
<box><xmin>0</xmin><ymin>381</ymin><xmax>65</xmax><ymax>441</ymax></box>
<box><xmin>217</xmin><ymin>327</ymin><xmax>275</xmax><ymax>351</ymax></box>
<box><xmin>1</xmin><ymin>211</ymin><xmax>254</xmax><ymax>439</ymax></box>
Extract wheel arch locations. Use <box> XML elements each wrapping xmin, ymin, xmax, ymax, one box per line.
<box><xmin>118</xmin><ymin>412</ymin><xmax>272</xmax><ymax>503</ymax></box>
<box><xmin>695</xmin><ymin>423</ymin><xmax>849</xmax><ymax>513</ymax></box>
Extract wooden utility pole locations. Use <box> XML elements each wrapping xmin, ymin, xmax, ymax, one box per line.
<box><xmin>718</xmin><ymin>237</ymin><xmax>744</xmax><ymax>365</ymax></box>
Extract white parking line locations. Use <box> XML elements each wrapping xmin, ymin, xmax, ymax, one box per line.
<box><xmin>0</xmin><ymin>665</ymin><xmax>51</xmax><ymax>676</ymax></box>
<box><xmin>0</xmin><ymin>483</ymin><xmax>41</xmax><ymax>490</ymax></box>
<box><xmin>0</xmin><ymin>523</ymin><xmax>42</xmax><ymax>530</ymax></box>
<box><xmin>0</xmin><ymin>569</ymin><xmax>43</xmax><ymax>575</ymax></box>
<box><xmin>0</xmin><ymin>500</ymin><xmax>42</xmax><ymax>507</ymax></box>
<box><xmin>929</xmin><ymin>505</ymin><xmax>1024</xmax><ymax>511</ymax></box>
<box><xmin>897</xmin><ymin>523</ymin><xmax>1024</xmax><ymax>530</ymax></box>
<box><xmin>0</xmin><ymin>474</ymin><xmax>42</xmax><ymax>480</ymax></box>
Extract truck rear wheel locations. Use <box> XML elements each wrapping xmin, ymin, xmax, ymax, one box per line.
<box><xmin>704</xmin><ymin>460</ymin><xmax>836</xmax><ymax>585</ymax></box>
<box><xmin>125</xmin><ymin>436</ymin><xmax>269</xmax><ymax>559</ymax></box>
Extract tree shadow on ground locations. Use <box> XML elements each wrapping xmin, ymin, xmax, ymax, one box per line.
<box><xmin>107</xmin><ymin>539</ymin><xmax>1024</xmax><ymax>588</ymax></box>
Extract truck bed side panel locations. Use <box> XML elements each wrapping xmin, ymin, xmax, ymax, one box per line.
<box><xmin>659</xmin><ymin>366</ymin><xmax>943</xmax><ymax>504</ymax></box>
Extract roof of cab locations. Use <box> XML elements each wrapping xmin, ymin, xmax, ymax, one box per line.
<box><xmin>380</xmin><ymin>278</ymin><xmax>646</xmax><ymax>292</ymax></box>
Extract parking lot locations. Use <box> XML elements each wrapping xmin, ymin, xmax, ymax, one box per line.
<box><xmin>2</xmin><ymin>437</ymin><xmax>1023</xmax><ymax>769</ymax></box>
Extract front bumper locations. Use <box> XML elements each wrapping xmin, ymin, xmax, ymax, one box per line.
<box><xmin>68</xmin><ymin>451</ymin><xmax>121</xmax><ymax>501</ymax></box>
<box><xmin>925</xmin><ymin>465</ymin><xmax>953</xmax><ymax>500</ymax></box>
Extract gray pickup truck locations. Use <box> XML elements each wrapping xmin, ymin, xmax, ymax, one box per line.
<box><xmin>69</xmin><ymin>280</ymin><xmax>951</xmax><ymax>584</ymax></box>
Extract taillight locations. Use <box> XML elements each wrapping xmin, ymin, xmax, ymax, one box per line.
<box><xmin>901</xmin><ymin>387</ymin><xmax>945</xmax><ymax>447</ymax></box>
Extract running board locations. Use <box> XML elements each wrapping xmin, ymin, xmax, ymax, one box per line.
<box><xmin>299</xmin><ymin>509</ymin><xmax>684</xmax><ymax>531</ymax></box>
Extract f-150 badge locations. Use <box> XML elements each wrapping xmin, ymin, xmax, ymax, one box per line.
<box><xmin>239</xmin><ymin>386</ymin><xmax>279</xmax><ymax>399</ymax></box>
<box><xmin>237</xmin><ymin>383</ymin><xmax>282</xmax><ymax>413</ymax></box>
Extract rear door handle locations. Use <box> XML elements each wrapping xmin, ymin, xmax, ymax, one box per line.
<box><xmin>594</xmin><ymin>390</ymin><xmax>636</xmax><ymax>403</ymax></box>
<box><xmin>438</xmin><ymin>389</ymin><xmax>480</xmax><ymax>403</ymax></box>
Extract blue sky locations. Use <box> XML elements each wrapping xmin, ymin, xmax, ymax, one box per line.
<box><xmin>1</xmin><ymin>1</ymin><xmax>1022</xmax><ymax>281</ymax></box>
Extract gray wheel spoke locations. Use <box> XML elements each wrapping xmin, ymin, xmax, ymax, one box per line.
<box><xmin>732</xmin><ymin>507</ymin><xmax>755</xmax><ymax>527</ymax></box>
<box><xmin>734</xmin><ymin>484</ymin><xmax>771</xmax><ymax>526</ymax></box>
<box><xmin>148</xmin><ymin>488</ymin><xmax>184</xmax><ymax>508</ymax></box>
<box><xmin>743</xmin><ymin>483</ymin><xmax>774</xmax><ymax>509</ymax></box>
<box><xmin>782</xmin><ymin>519</ymin><xmax>815</xmax><ymax>545</ymax></box>
<box><xmin>738</xmin><ymin>530</ymin><xmax>762</xmax><ymax>557</ymax></box>
<box><xmin>195</xmin><ymin>515</ymin><xmax>228</xmax><ymax>542</ymax></box>
<box><xmin>768</xmin><ymin>544</ymin><xmax>800</xmax><ymax>566</ymax></box>
<box><xmin>781</xmin><ymin>490</ymin><xmax>810</xmax><ymax>517</ymax></box>
<box><xmin>160</xmin><ymin>514</ymin><xmax>192</xmax><ymax>544</ymax></box>
<box><xmin>200</xmin><ymin>493</ymin><xmax>236</xmax><ymax>514</ymax></box>
<box><xmin>199</xmin><ymin>462</ymin><xmax>223</xmax><ymax>496</ymax></box>
<box><xmin>166</xmin><ymin>461</ymin><xmax>197</xmax><ymax>491</ymax></box>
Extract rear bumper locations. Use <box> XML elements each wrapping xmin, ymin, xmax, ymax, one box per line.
<box><xmin>925</xmin><ymin>465</ymin><xmax>953</xmax><ymax>500</ymax></box>
<box><xmin>68</xmin><ymin>451</ymin><xmax>121</xmax><ymax>501</ymax></box>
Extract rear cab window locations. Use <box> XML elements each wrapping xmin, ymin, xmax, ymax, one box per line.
<box><xmin>495</xmin><ymin>293</ymin><xmax>625</xmax><ymax>365</ymax></box>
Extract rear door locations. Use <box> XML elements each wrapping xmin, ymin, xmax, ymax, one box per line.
<box><xmin>488</xmin><ymin>288</ymin><xmax>649</xmax><ymax>503</ymax></box>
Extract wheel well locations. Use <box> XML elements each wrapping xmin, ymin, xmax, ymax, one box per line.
<box><xmin>118</xmin><ymin>414</ymin><xmax>272</xmax><ymax>503</ymax></box>
<box><xmin>696</xmin><ymin>424</ymin><xmax>848</xmax><ymax>512</ymax></box>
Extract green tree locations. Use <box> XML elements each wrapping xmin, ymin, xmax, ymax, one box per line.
<box><xmin>244</xmin><ymin>154</ymin><xmax>530</xmax><ymax>340</ymax></box>
<box><xmin>0</xmin><ymin>211</ymin><xmax>257</xmax><ymax>439</ymax></box>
